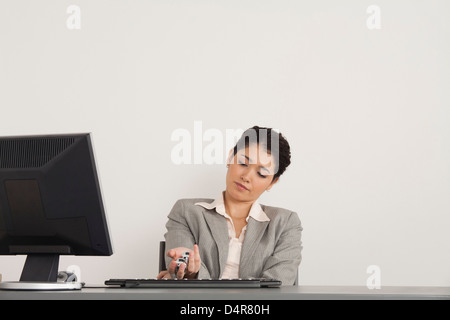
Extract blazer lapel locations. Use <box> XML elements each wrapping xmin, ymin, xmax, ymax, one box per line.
<box><xmin>239</xmin><ymin>218</ymin><xmax>270</xmax><ymax>277</ymax></box>
<box><xmin>202</xmin><ymin>209</ymin><xmax>229</xmax><ymax>276</ymax></box>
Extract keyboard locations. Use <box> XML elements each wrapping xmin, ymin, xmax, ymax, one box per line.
<box><xmin>104</xmin><ymin>278</ymin><xmax>282</xmax><ymax>288</ymax></box>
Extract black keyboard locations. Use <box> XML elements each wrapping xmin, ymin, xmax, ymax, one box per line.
<box><xmin>105</xmin><ymin>278</ymin><xmax>282</xmax><ymax>288</ymax></box>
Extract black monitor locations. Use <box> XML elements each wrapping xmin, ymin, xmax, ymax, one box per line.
<box><xmin>0</xmin><ymin>133</ymin><xmax>113</xmax><ymax>290</ymax></box>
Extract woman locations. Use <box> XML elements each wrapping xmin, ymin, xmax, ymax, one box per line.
<box><xmin>157</xmin><ymin>126</ymin><xmax>303</xmax><ymax>285</ymax></box>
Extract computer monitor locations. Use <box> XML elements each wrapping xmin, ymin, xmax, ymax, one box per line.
<box><xmin>0</xmin><ymin>133</ymin><xmax>113</xmax><ymax>290</ymax></box>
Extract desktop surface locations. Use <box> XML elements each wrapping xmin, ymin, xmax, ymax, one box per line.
<box><xmin>0</xmin><ymin>285</ymin><xmax>449</xmax><ymax>300</ymax></box>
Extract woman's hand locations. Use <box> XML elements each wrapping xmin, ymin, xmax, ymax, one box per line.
<box><xmin>156</xmin><ymin>244</ymin><xmax>201</xmax><ymax>279</ymax></box>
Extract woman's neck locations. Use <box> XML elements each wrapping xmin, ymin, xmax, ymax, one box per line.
<box><xmin>222</xmin><ymin>191</ymin><xmax>254</xmax><ymax>220</ymax></box>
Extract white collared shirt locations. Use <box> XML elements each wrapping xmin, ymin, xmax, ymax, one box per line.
<box><xmin>195</xmin><ymin>192</ymin><xmax>270</xmax><ymax>279</ymax></box>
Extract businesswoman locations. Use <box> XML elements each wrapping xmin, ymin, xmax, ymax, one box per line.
<box><xmin>157</xmin><ymin>126</ymin><xmax>303</xmax><ymax>285</ymax></box>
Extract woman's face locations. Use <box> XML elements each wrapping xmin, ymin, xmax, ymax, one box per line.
<box><xmin>225</xmin><ymin>143</ymin><xmax>278</xmax><ymax>203</ymax></box>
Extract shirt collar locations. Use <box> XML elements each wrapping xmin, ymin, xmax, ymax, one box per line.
<box><xmin>195</xmin><ymin>192</ymin><xmax>270</xmax><ymax>222</ymax></box>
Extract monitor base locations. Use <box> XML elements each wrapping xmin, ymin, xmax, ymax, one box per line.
<box><xmin>0</xmin><ymin>281</ymin><xmax>82</xmax><ymax>291</ymax></box>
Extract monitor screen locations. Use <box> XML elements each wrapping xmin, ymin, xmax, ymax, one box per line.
<box><xmin>0</xmin><ymin>133</ymin><xmax>113</xmax><ymax>283</ymax></box>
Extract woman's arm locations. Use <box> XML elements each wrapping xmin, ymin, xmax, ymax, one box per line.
<box><xmin>163</xmin><ymin>199</ymin><xmax>211</xmax><ymax>279</ymax></box>
<box><xmin>260</xmin><ymin>211</ymin><xmax>303</xmax><ymax>285</ymax></box>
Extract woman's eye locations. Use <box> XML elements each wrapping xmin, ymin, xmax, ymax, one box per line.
<box><xmin>258</xmin><ymin>172</ymin><xmax>267</xmax><ymax>178</ymax></box>
<box><xmin>238</xmin><ymin>161</ymin><xmax>248</xmax><ymax>167</ymax></box>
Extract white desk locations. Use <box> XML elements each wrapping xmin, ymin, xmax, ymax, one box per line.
<box><xmin>0</xmin><ymin>285</ymin><xmax>449</xmax><ymax>300</ymax></box>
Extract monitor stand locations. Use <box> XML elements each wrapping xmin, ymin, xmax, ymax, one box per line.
<box><xmin>0</xmin><ymin>254</ymin><xmax>82</xmax><ymax>291</ymax></box>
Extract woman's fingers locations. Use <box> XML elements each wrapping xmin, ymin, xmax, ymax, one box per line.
<box><xmin>166</xmin><ymin>247</ymin><xmax>190</xmax><ymax>259</ymax></box>
<box><xmin>187</xmin><ymin>251</ymin><xmax>195</xmax><ymax>274</ymax></box>
<box><xmin>167</xmin><ymin>259</ymin><xmax>177</xmax><ymax>277</ymax></box>
<box><xmin>194</xmin><ymin>244</ymin><xmax>201</xmax><ymax>268</ymax></box>
<box><xmin>187</xmin><ymin>244</ymin><xmax>200</xmax><ymax>274</ymax></box>
<box><xmin>156</xmin><ymin>270</ymin><xmax>172</xmax><ymax>279</ymax></box>
<box><xmin>185</xmin><ymin>244</ymin><xmax>201</xmax><ymax>278</ymax></box>
<box><xmin>167</xmin><ymin>249</ymin><xmax>176</xmax><ymax>258</ymax></box>
<box><xmin>176</xmin><ymin>261</ymin><xmax>186</xmax><ymax>279</ymax></box>
<box><xmin>163</xmin><ymin>245</ymin><xmax>202</xmax><ymax>279</ymax></box>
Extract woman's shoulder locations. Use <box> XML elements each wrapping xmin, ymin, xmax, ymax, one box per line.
<box><xmin>260</xmin><ymin>203</ymin><xmax>295</xmax><ymax>215</ymax></box>
<box><xmin>168</xmin><ymin>198</ymin><xmax>213</xmax><ymax>220</ymax></box>
<box><xmin>174</xmin><ymin>198</ymin><xmax>214</xmax><ymax>206</ymax></box>
<box><xmin>260</xmin><ymin>204</ymin><xmax>301</xmax><ymax>224</ymax></box>
<box><xmin>169</xmin><ymin>198</ymin><xmax>214</xmax><ymax>213</ymax></box>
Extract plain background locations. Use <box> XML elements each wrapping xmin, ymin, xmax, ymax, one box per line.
<box><xmin>0</xmin><ymin>0</ymin><xmax>449</xmax><ymax>286</ymax></box>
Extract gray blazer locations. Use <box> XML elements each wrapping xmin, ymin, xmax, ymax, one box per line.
<box><xmin>164</xmin><ymin>198</ymin><xmax>303</xmax><ymax>286</ymax></box>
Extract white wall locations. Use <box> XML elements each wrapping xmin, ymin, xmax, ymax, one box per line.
<box><xmin>0</xmin><ymin>0</ymin><xmax>449</xmax><ymax>286</ymax></box>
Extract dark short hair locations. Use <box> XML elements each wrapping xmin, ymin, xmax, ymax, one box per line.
<box><xmin>232</xmin><ymin>126</ymin><xmax>291</xmax><ymax>181</ymax></box>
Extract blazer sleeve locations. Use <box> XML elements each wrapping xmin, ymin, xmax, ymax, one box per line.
<box><xmin>164</xmin><ymin>199</ymin><xmax>211</xmax><ymax>278</ymax></box>
<box><xmin>260</xmin><ymin>211</ymin><xmax>303</xmax><ymax>285</ymax></box>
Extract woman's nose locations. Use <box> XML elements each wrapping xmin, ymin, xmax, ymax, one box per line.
<box><xmin>240</xmin><ymin>170</ymin><xmax>250</xmax><ymax>182</ymax></box>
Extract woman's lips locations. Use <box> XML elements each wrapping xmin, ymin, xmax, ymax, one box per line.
<box><xmin>235</xmin><ymin>182</ymin><xmax>249</xmax><ymax>191</ymax></box>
